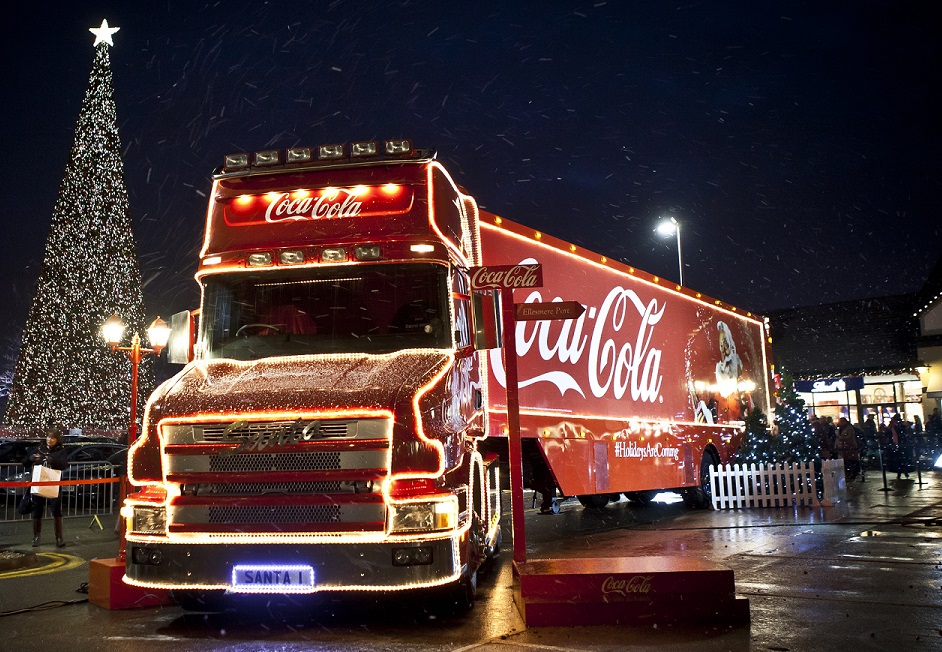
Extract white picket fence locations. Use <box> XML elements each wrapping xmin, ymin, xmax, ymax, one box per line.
<box><xmin>710</xmin><ymin>459</ymin><xmax>847</xmax><ymax>509</ymax></box>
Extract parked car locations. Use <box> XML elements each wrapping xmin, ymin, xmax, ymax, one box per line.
<box><xmin>62</xmin><ymin>433</ymin><xmax>120</xmax><ymax>443</ymax></box>
<box><xmin>0</xmin><ymin>438</ymin><xmax>43</xmax><ymax>464</ymax></box>
<box><xmin>0</xmin><ymin>438</ymin><xmax>42</xmax><ymax>486</ymax></box>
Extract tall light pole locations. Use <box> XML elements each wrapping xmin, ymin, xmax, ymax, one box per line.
<box><xmin>655</xmin><ymin>216</ymin><xmax>683</xmax><ymax>286</ymax></box>
<box><xmin>100</xmin><ymin>314</ymin><xmax>170</xmax><ymax>562</ymax></box>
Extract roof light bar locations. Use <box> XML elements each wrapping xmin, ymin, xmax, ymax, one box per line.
<box><xmin>222</xmin><ymin>139</ymin><xmax>423</xmax><ymax>172</ymax></box>
<box><xmin>351</xmin><ymin>141</ymin><xmax>379</xmax><ymax>157</ymax></box>
<box><xmin>319</xmin><ymin>144</ymin><xmax>346</xmax><ymax>160</ymax></box>
<box><xmin>286</xmin><ymin>147</ymin><xmax>313</xmax><ymax>163</ymax></box>
<box><xmin>254</xmin><ymin>150</ymin><xmax>280</xmax><ymax>166</ymax></box>
<box><xmin>385</xmin><ymin>139</ymin><xmax>412</xmax><ymax>155</ymax></box>
<box><xmin>224</xmin><ymin>153</ymin><xmax>249</xmax><ymax>169</ymax></box>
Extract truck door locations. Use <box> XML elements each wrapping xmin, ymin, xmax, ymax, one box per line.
<box><xmin>450</xmin><ymin>269</ymin><xmax>486</xmax><ymax>436</ymax></box>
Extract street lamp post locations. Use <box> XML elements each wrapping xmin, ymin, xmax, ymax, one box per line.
<box><xmin>100</xmin><ymin>314</ymin><xmax>170</xmax><ymax>562</ymax></box>
<box><xmin>655</xmin><ymin>216</ymin><xmax>684</xmax><ymax>286</ymax></box>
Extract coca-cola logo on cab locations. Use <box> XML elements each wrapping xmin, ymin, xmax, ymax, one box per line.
<box><xmin>469</xmin><ymin>264</ymin><xmax>543</xmax><ymax>290</ymax></box>
<box><xmin>265</xmin><ymin>189</ymin><xmax>363</xmax><ymax>222</ymax></box>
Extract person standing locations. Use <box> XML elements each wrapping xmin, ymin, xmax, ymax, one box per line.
<box><xmin>811</xmin><ymin>416</ymin><xmax>832</xmax><ymax>459</ymax></box>
<box><xmin>835</xmin><ymin>417</ymin><xmax>860</xmax><ymax>480</ymax></box>
<box><xmin>27</xmin><ymin>428</ymin><xmax>69</xmax><ymax>547</ymax></box>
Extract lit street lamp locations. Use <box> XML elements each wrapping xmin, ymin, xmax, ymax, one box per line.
<box><xmin>655</xmin><ymin>216</ymin><xmax>683</xmax><ymax>286</ymax></box>
<box><xmin>100</xmin><ymin>314</ymin><xmax>169</xmax><ymax>562</ymax></box>
<box><xmin>101</xmin><ymin>314</ymin><xmax>170</xmax><ymax>445</ymax></box>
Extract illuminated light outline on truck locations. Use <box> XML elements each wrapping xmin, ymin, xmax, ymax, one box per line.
<box><xmin>127</xmin><ymin>407</ymin><xmax>393</xmax><ymax>489</ymax></box>
<box><xmin>481</xmin><ymin>220</ymin><xmax>763</xmax><ymax>326</ymax></box>
<box><xmin>120</xmin><ymin>534</ymin><xmax>463</xmax><ymax>594</ymax></box>
<box><xmin>126</xmin><ymin>355</ymin><xmax>469</xmax><ymax>543</ymax></box>
<box><xmin>124</xmin><ymin>456</ymin><xmax>490</xmax><ymax>593</ymax></box>
<box><xmin>425</xmin><ymin>161</ymin><xmax>482</xmax><ymax>268</ymax></box>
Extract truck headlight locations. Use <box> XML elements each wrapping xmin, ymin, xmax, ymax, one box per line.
<box><xmin>128</xmin><ymin>506</ymin><xmax>167</xmax><ymax>535</ymax></box>
<box><xmin>389</xmin><ymin>499</ymin><xmax>457</xmax><ymax>533</ymax></box>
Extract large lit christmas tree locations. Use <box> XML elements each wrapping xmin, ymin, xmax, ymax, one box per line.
<box><xmin>4</xmin><ymin>21</ymin><xmax>153</xmax><ymax>432</ymax></box>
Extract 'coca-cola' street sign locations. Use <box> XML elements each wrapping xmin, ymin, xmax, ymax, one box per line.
<box><xmin>469</xmin><ymin>264</ymin><xmax>543</xmax><ymax>291</ymax></box>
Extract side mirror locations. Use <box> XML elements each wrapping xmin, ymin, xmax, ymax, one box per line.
<box><xmin>167</xmin><ymin>310</ymin><xmax>197</xmax><ymax>364</ymax></box>
<box><xmin>471</xmin><ymin>291</ymin><xmax>501</xmax><ymax>350</ymax></box>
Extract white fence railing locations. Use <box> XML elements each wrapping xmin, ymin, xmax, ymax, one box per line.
<box><xmin>710</xmin><ymin>459</ymin><xmax>847</xmax><ymax>510</ymax></box>
<box><xmin>0</xmin><ymin>461</ymin><xmax>119</xmax><ymax>522</ymax></box>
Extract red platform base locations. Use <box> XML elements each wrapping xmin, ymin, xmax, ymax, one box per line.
<box><xmin>88</xmin><ymin>557</ymin><xmax>174</xmax><ymax>610</ymax></box>
<box><xmin>514</xmin><ymin>556</ymin><xmax>750</xmax><ymax>628</ymax></box>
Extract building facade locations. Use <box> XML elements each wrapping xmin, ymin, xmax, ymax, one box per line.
<box><xmin>768</xmin><ymin>291</ymin><xmax>937</xmax><ymax>429</ymax></box>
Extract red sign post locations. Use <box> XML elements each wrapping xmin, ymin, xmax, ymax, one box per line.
<box><xmin>470</xmin><ymin>264</ymin><xmax>584</xmax><ymax>564</ymax></box>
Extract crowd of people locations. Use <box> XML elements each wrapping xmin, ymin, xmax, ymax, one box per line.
<box><xmin>811</xmin><ymin>407</ymin><xmax>941</xmax><ymax>481</ymax></box>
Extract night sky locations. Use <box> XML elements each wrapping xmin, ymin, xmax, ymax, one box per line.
<box><xmin>1</xmin><ymin>2</ymin><xmax>939</xmax><ymax>357</ymax></box>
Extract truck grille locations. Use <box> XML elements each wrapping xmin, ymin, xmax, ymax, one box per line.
<box><xmin>161</xmin><ymin>417</ymin><xmax>390</xmax><ymax>534</ymax></box>
<box><xmin>206</xmin><ymin>481</ymin><xmax>346</xmax><ymax>495</ymax></box>
<box><xmin>208</xmin><ymin>451</ymin><xmax>341</xmax><ymax>473</ymax></box>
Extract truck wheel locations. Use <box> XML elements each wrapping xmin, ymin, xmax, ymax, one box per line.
<box><xmin>452</xmin><ymin>565</ymin><xmax>478</xmax><ymax>612</ymax></box>
<box><xmin>682</xmin><ymin>451</ymin><xmax>717</xmax><ymax>509</ymax></box>
<box><xmin>577</xmin><ymin>494</ymin><xmax>610</xmax><ymax>509</ymax></box>
<box><xmin>624</xmin><ymin>490</ymin><xmax>657</xmax><ymax>506</ymax></box>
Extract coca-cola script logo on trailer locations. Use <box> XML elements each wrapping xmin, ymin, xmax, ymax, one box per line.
<box><xmin>469</xmin><ymin>264</ymin><xmax>543</xmax><ymax>291</ymax></box>
<box><xmin>265</xmin><ymin>189</ymin><xmax>363</xmax><ymax>223</ymax></box>
<box><xmin>489</xmin><ymin>286</ymin><xmax>665</xmax><ymax>403</ymax></box>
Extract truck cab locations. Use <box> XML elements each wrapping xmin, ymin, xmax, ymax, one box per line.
<box><xmin>122</xmin><ymin>141</ymin><xmax>502</xmax><ymax>607</ymax></box>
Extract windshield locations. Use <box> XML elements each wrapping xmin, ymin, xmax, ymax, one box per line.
<box><xmin>201</xmin><ymin>263</ymin><xmax>451</xmax><ymax>360</ymax></box>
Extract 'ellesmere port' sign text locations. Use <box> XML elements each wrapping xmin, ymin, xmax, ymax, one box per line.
<box><xmin>514</xmin><ymin>301</ymin><xmax>585</xmax><ymax>322</ymax></box>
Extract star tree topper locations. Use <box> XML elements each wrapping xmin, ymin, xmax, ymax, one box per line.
<box><xmin>89</xmin><ymin>19</ymin><xmax>120</xmax><ymax>47</ymax></box>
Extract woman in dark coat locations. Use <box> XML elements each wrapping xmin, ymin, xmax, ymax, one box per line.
<box><xmin>28</xmin><ymin>428</ymin><xmax>69</xmax><ymax>547</ymax></box>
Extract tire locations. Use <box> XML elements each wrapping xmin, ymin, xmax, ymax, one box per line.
<box><xmin>624</xmin><ymin>490</ymin><xmax>657</xmax><ymax>506</ymax></box>
<box><xmin>577</xmin><ymin>494</ymin><xmax>610</xmax><ymax>509</ymax></box>
<box><xmin>682</xmin><ymin>450</ymin><xmax>716</xmax><ymax>509</ymax></box>
<box><xmin>452</xmin><ymin>565</ymin><xmax>478</xmax><ymax>612</ymax></box>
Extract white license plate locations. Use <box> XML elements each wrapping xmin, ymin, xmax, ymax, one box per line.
<box><xmin>230</xmin><ymin>564</ymin><xmax>315</xmax><ymax>594</ymax></box>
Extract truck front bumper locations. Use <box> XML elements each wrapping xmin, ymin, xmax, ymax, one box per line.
<box><xmin>125</xmin><ymin>537</ymin><xmax>461</xmax><ymax>592</ymax></box>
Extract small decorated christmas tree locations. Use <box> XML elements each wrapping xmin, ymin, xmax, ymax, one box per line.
<box><xmin>775</xmin><ymin>372</ymin><xmax>819</xmax><ymax>463</ymax></box>
<box><xmin>739</xmin><ymin>405</ymin><xmax>777</xmax><ymax>464</ymax></box>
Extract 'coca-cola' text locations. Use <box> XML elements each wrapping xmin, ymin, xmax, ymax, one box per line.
<box><xmin>490</xmin><ymin>286</ymin><xmax>665</xmax><ymax>403</ymax></box>
<box><xmin>265</xmin><ymin>189</ymin><xmax>362</xmax><ymax>222</ymax></box>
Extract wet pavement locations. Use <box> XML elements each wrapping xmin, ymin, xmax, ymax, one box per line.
<box><xmin>0</xmin><ymin>472</ymin><xmax>939</xmax><ymax>651</ymax></box>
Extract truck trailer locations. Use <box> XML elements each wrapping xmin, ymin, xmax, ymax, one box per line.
<box><xmin>121</xmin><ymin>140</ymin><xmax>772</xmax><ymax>607</ymax></box>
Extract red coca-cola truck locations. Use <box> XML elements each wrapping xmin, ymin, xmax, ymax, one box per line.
<box><xmin>121</xmin><ymin>140</ymin><xmax>772</xmax><ymax>607</ymax></box>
